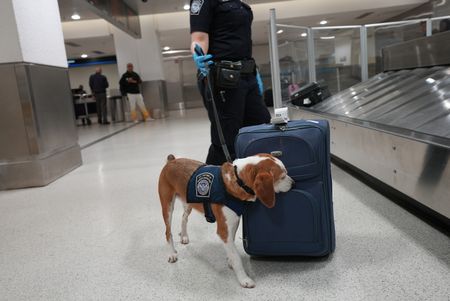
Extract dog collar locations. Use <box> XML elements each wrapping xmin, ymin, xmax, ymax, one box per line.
<box><xmin>234</xmin><ymin>165</ymin><xmax>255</xmax><ymax>196</ymax></box>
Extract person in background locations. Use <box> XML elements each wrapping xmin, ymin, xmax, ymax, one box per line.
<box><xmin>89</xmin><ymin>67</ymin><xmax>110</xmax><ymax>125</ymax></box>
<box><xmin>190</xmin><ymin>0</ymin><xmax>271</xmax><ymax>165</ymax></box>
<box><xmin>119</xmin><ymin>63</ymin><xmax>151</xmax><ymax>122</ymax></box>
<box><xmin>75</xmin><ymin>84</ymin><xmax>86</xmax><ymax>95</ymax></box>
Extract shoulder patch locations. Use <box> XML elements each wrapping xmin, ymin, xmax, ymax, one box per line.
<box><xmin>195</xmin><ymin>172</ymin><xmax>214</xmax><ymax>198</ymax></box>
<box><xmin>190</xmin><ymin>0</ymin><xmax>204</xmax><ymax>15</ymax></box>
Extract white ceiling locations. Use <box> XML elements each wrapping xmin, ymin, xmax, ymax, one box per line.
<box><xmin>65</xmin><ymin>35</ymin><xmax>115</xmax><ymax>59</ymax></box>
<box><xmin>58</xmin><ymin>0</ymin><xmax>290</xmax><ymax>20</ymax></box>
<box><xmin>159</xmin><ymin>4</ymin><xmax>420</xmax><ymax>50</ymax></box>
<box><xmin>59</xmin><ymin>0</ymin><xmax>424</xmax><ymax>58</ymax></box>
<box><xmin>58</xmin><ymin>0</ymin><xmax>99</xmax><ymax>21</ymax></box>
<box><xmin>124</xmin><ymin>0</ymin><xmax>290</xmax><ymax>14</ymax></box>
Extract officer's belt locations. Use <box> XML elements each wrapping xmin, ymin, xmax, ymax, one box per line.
<box><xmin>215</xmin><ymin>59</ymin><xmax>255</xmax><ymax>74</ymax></box>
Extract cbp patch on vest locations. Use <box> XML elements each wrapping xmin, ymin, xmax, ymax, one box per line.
<box><xmin>195</xmin><ymin>172</ymin><xmax>214</xmax><ymax>198</ymax></box>
<box><xmin>190</xmin><ymin>0</ymin><xmax>204</xmax><ymax>15</ymax></box>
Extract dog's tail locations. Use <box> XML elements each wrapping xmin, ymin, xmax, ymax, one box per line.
<box><xmin>167</xmin><ymin>154</ymin><xmax>176</xmax><ymax>162</ymax></box>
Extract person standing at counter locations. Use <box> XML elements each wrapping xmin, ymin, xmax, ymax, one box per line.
<box><xmin>89</xmin><ymin>67</ymin><xmax>110</xmax><ymax>125</ymax></box>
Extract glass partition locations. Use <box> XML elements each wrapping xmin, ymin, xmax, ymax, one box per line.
<box><xmin>276</xmin><ymin>25</ymin><xmax>309</xmax><ymax>101</ymax></box>
<box><xmin>313</xmin><ymin>27</ymin><xmax>362</xmax><ymax>94</ymax></box>
<box><xmin>431</xmin><ymin>16</ymin><xmax>450</xmax><ymax>34</ymax></box>
<box><xmin>366</xmin><ymin>21</ymin><xmax>426</xmax><ymax>76</ymax></box>
<box><xmin>270</xmin><ymin>14</ymin><xmax>449</xmax><ymax>105</ymax></box>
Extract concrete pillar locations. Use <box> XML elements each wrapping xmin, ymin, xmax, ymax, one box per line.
<box><xmin>112</xmin><ymin>15</ymin><xmax>168</xmax><ymax>118</ymax></box>
<box><xmin>0</xmin><ymin>0</ymin><xmax>82</xmax><ymax>189</ymax></box>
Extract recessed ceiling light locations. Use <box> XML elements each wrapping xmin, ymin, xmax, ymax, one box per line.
<box><xmin>444</xmin><ymin>100</ymin><xmax>450</xmax><ymax>109</ymax></box>
<box><xmin>163</xmin><ymin>46</ymin><xmax>171</xmax><ymax>51</ymax></box>
<box><xmin>320</xmin><ymin>36</ymin><xmax>335</xmax><ymax>40</ymax></box>
<box><xmin>277</xmin><ymin>29</ymin><xmax>283</xmax><ymax>34</ymax></box>
<box><xmin>183</xmin><ymin>4</ymin><xmax>190</xmax><ymax>10</ymax></box>
<box><xmin>320</xmin><ymin>20</ymin><xmax>328</xmax><ymax>25</ymax></box>
<box><xmin>71</xmin><ymin>14</ymin><xmax>81</xmax><ymax>20</ymax></box>
<box><xmin>81</xmin><ymin>54</ymin><xmax>88</xmax><ymax>58</ymax></box>
<box><xmin>301</xmin><ymin>32</ymin><xmax>307</xmax><ymax>37</ymax></box>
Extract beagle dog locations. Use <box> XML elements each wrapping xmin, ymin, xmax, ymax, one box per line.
<box><xmin>158</xmin><ymin>153</ymin><xmax>294</xmax><ymax>288</ymax></box>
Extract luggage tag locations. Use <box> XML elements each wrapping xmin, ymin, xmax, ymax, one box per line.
<box><xmin>271</xmin><ymin>107</ymin><xmax>290</xmax><ymax>126</ymax></box>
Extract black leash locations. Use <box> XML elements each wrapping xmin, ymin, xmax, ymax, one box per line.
<box><xmin>205</xmin><ymin>76</ymin><xmax>232</xmax><ymax>163</ymax></box>
<box><xmin>195</xmin><ymin>45</ymin><xmax>232</xmax><ymax>163</ymax></box>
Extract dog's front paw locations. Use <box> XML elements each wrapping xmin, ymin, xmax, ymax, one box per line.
<box><xmin>181</xmin><ymin>236</ymin><xmax>189</xmax><ymax>244</ymax></box>
<box><xmin>168</xmin><ymin>253</ymin><xmax>178</xmax><ymax>263</ymax></box>
<box><xmin>239</xmin><ymin>277</ymin><xmax>256</xmax><ymax>288</ymax></box>
<box><xmin>227</xmin><ymin>258</ymin><xmax>233</xmax><ymax>269</ymax></box>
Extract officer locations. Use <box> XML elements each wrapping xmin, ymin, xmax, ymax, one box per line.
<box><xmin>190</xmin><ymin>0</ymin><xmax>271</xmax><ymax>165</ymax></box>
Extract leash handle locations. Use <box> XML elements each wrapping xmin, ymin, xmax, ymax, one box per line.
<box><xmin>195</xmin><ymin>44</ymin><xmax>232</xmax><ymax>163</ymax></box>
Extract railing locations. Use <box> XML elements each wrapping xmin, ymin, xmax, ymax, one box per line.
<box><xmin>269</xmin><ymin>11</ymin><xmax>450</xmax><ymax>107</ymax></box>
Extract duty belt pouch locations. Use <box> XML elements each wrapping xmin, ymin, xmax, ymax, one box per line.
<box><xmin>215</xmin><ymin>61</ymin><xmax>242</xmax><ymax>89</ymax></box>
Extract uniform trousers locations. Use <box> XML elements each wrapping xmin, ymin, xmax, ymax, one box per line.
<box><xmin>198</xmin><ymin>72</ymin><xmax>271</xmax><ymax>165</ymax></box>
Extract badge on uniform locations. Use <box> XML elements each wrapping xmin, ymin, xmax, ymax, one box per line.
<box><xmin>190</xmin><ymin>0</ymin><xmax>204</xmax><ymax>15</ymax></box>
<box><xmin>195</xmin><ymin>172</ymin><xmax>214</xmax><ymax>198</ymax></box>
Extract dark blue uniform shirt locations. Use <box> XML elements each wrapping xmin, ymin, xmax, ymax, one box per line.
<box><xmin>187</xmin><ymin>165</ymin><xmax>246</xmax><ymax>219</ymax></box>
<box><xmin>190</xmin><ymin>0</ymin><xmax>253</xmax><ymax>60</ymax></box>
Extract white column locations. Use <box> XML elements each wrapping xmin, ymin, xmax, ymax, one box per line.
<box><xmin>112</xmin><ymin>15</ymin><xmax>165</xmax><ymax>81</ymax></box>
<box><xmin>0</xmin><ymin>0</ymin><xmax>67</xmax><ymax>66</ymax></box>
<box><xmin>112</xmin><ymin>15</ymin><xmax>167</xmax><ymax>117</ymax></box>
<box><xmin>0</xmin><ymin>0</ymin><xmax>81</xmax><ymax>189</ymax></box>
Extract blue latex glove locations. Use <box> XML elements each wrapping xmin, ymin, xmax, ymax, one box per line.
<box><xmin>256</xmin><ymin>69</ymin><xmax>264</xmax><ymax>96</ymax></box>
<box><xmin>193</xmin><ymin>44</ymin><xmax>213</xmax><ymax>77</ymax></box>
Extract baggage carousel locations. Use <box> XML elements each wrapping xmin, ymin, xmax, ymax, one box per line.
<box><xmin>289</xmin><ymin>31</ymin><xmax>450</xmax><ymax>224</ymax></box>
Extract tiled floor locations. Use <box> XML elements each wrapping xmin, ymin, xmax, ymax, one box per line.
<box><xmin>77</xmin><ymin>121</ymin><xmax>137</xmax><ymax>148</ymax></box>
<box><xmin>0</xmin><ymin>109</ymin><xmax>449</xmax><ymax>301</ymax></box>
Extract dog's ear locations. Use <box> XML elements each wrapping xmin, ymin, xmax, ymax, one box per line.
<box><xmin>253</xmin><ymin>172</ymin><xmax>275</xmax><ymax>208</ymax></box>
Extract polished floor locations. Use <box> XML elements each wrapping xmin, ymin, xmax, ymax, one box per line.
<box><xmin>77</xmin><ymin>121</ymin><xmax>137</xmax><ymax>148</ymax></box>
<box><xmin>0</xmin><ymin>109</ymin><xmax>449</xmax><ymax>301</ymax></box>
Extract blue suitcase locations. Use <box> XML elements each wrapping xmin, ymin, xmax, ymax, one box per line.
<box><xmin>235</xmin><ymin>120</ymin><xmax>335</xmax><ymax>256</ymax></box>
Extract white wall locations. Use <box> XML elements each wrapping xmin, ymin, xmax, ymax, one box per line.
<box><xmin>1</xmin><ymin>0</ymin><xmax>67</xmax><ymax>67</ymax></box>
<box><xmin>112</xmin><ymin>15</ymin><xmax>165</xmax><ymax>81</ymax></box>
<box><xmin>335</xmin><ymin>37</ymin><xmax>352</xmax><ymax>65</ymax></box>
<box><xmin>68</xmin><ymin>63</ymin><xmax>120</xmax><ymax>94</ymax></box>
<box><xmin>253</xmin><ymin>44</ymin><xmax>270</xmax><ymax>65</ymax></box>
<box><xmin>137</xmin><ymin>15</ymin><xmax>165</xmax><ymax>81</ymax></box>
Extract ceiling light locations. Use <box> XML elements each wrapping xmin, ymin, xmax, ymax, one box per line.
<box><xmin>426</xmin><ymin>78</ymin><xmax>436</xmax><ymax>84</ymax></box>
<box><xmin>301</xmin><ymin>32</ymin><xmax>307</xmax><ymax>37</ymax></box>
<box><xmin>163</xmin><ymin>46</ymin><xmax>171</xmax><ymax>51</ymax></box>
<box><xmin>71</xmin><ymin>14</ymin><xmax>81</xmax><ymax>20</ymax></box>
<box><xmin>320</xmin><ymin>20</ymin><xmax>328</xmax><ymax>25</ymax></box>
<box><xmin>320</xmin><ymin>36</ymin><xmax>335</xmax><ymax>40</ymax></box>
<box><xmin>81</xmin><ymin>54</ymin><xmax>88</xmax><ymax>58</ymax></box>
<box><xmin>277</xmin><ymin>29</ymin><xmax>284</xmax><ymax>34</ymax></box>
<box><xmin>444</xmin><ymin>100</ymin><xmax>450</xmax><ymax>110</ymax></box>
<box><xmin>183</xmin><ymin>4</ymin><xmax>190</xmax><ymax>10</ymax></box>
